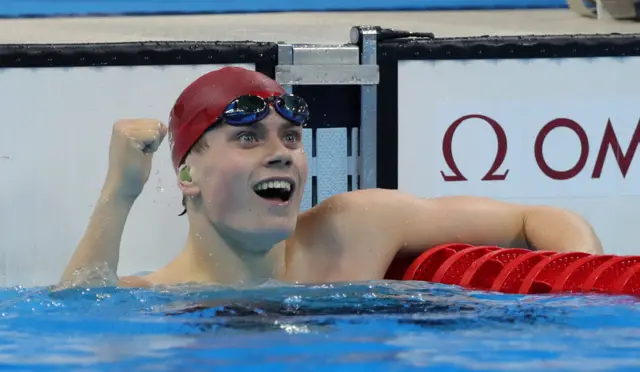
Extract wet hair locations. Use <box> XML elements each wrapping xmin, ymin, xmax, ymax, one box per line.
<box><xmin>178</xmin><ymin>130</ymin><xmax>212</xmax><ymax>216</ymax></box>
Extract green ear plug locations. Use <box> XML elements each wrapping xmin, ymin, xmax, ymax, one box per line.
<box><xmin>180</xmin><ymin>166</ymin><xmax>192</xmax><ymax>182</ymax></box>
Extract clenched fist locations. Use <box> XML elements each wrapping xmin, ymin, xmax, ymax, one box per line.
<box><xmin>104</xmin><ymin>119</ymin><xmax>167</xmax><ymax>199</ymax></box>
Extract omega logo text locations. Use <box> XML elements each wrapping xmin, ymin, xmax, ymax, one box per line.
<box><xmin>441</xmin><ymin>115</ymin><xmax>640</xmax><ymax>182</ymax></box>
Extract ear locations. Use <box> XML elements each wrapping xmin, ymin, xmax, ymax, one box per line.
<box><xmin>177</xmin><ymin>164</ymin><xmax>200</xmax><ymax>197</ymax></box>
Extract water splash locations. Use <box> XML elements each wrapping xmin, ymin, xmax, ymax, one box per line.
<box><xmin>54</xmin><ymin>262</ymin><xmax>119</xmax><ymax>292</ymax></box>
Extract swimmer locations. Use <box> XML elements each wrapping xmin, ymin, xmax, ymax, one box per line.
<box><xmin>59</xmin><ymin>67</ymin><xmax>603</xmax><ymax>288</ymax></box>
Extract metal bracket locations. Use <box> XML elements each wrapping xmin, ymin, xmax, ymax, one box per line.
<box><xmin>276</xmin><ymin>43</ymin><xmax>379</xmax><ymax>86</ymax></box>
<box><xmin>277</xmin><ymin>43</ymin><xmax>294</xmax><ymax>93</ymax></box>
<box><xmin>275</xmin><ymin>65</ymin><xmax>378</xmax><ymax>85</ymax></box>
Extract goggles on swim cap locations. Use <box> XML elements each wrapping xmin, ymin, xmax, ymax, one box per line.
<box><xmin>221</xmin><ymin>93</ymin><xmax>309</xmax><ymax>126</ymax></box>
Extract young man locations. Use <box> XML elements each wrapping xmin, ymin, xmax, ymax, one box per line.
<box><xmin>59</xmin><ymin>67</ymin><xmax>603</xmax><ymax>288</ymax></box>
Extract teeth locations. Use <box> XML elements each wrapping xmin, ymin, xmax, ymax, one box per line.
<box><xmin>254</xmin><ymin>180</ymin><xmax>292</xmax><ymax>191</ymax></box>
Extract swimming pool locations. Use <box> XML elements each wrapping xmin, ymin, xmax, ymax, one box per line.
<box><xmin>0</xmin><ymin>281</ymin><xmax>638</xmax><ymax>371</ymax></box>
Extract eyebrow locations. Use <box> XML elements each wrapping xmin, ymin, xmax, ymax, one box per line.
<box><xmin>248</xmin><ymin>120</ymin><xmax>299</xmax><ymax>131</ymax></box>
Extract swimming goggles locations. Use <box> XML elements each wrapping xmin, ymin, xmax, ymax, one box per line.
<box><xmin>221</xmin><ymin>94</ymin><xmax>310</xmax><ymax>126</ymax></box>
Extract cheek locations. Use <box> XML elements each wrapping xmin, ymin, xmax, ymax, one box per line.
<box><xmin>199</xmin><ymin>161</ymin><xmax>250</xmax><ymax>205</ymax></box>
<box><xmin>295</xmin><ymin>150</ymin><xmax>309</xmax><ymax>179</ymax></box>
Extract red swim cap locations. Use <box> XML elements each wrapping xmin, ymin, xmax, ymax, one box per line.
<box><xmin>168</xmin><ymin>66</ymin><xmax>286</xmax><ymax>171</ymax></box>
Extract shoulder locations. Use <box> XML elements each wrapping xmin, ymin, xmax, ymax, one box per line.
<box><xmin>298</xmin><ymin>189</ymin><xmax>384</xmax><ymax>221</ymax></box>
<box><xmin>308</xmin><ymin>189</ymin><xmax>401</xmax><ymax>210</ymax></box>
<box><xmin>309</xmin><ymin>188</ymin><xmax>427</xmax><ymax>216</ymax></box>
<box><xmin>296</xmin><ymin>189</ymin><xmax>402</xmax><ymax>240</ymax></box>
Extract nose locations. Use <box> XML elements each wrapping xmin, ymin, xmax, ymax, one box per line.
<box><xmin>263</xmin><ymin>137</ymin><xmax>293</xmax><ymax>169</ymax></box>
<box><xmin>266</xmin><ymin>155</ymin><xmax>292</xmax><ymax>168</ymax></box>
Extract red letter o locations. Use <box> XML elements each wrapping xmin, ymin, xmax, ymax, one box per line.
<box><xmin>534</xmin><ymin>118</ymin><xmax>589</xmax><ymax>180</ymax></box>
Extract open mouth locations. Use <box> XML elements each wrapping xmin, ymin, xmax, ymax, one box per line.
<box><xmin>253</xmin><ymin>179</ymin><xmax>295</xmax><ymax>203</ymax></box>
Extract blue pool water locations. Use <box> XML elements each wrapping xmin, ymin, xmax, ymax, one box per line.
<box><xmin>0</xmin><ymin>281</ymin><xmax>639</xmax><ymax>371</ymax></box>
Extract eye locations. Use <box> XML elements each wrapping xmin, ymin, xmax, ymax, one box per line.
<box><xmin>283</xmin><ymin>131</ymin><xmax>300</xmax><ymax>144</ymax></box>
<box><xmin>237</xmin><ymin>132</ymin><xmax>258</xmax><ymax>144</ymax></box>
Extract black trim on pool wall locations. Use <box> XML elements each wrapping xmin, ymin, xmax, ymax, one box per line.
<box><xmin>377</xmin><ymin>61</ymin><xmax>399</xmax><ymax>190</ymax></box>
<box><xmin>0</xmin><ymin>41</ymin><xmax>278</xmax><ymax>68</ymax></box>
<box><xmin>294</xmin><ymin>85</ymin><xmax>361</xmax><ymax>130</ymax></box>
<box><xmin>378</xmin><ymin>33</ymin><xmax>640</xmax><ymax>61</ymax></box>
<box><xmin>375</xmin><ymin>32</ymin><xmax>640</xmax><ymax>190</ymax></box>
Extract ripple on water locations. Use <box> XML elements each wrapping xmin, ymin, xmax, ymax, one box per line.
<box><xmin>0</xmin><ymin>281</ymin><xmax>637</xmax><ymax>370</ymax></box>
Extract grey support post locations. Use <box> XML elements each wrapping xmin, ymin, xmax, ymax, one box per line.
<box><xmin>350</xmin><ymin>26</ymin><xmax>379</xmax><ymax>190</ymax></box>
<box><xmin>277</xmin><ymin>43</ymin><xmax>294</xmax><ymax>94</ymax></box>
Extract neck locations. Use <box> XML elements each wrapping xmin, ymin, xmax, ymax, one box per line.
<box><xmin>179</xmin><ymin>216</ymin><xmax>287</xmax><ymax>286</ymax></box>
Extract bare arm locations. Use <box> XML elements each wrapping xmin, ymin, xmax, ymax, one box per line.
<box><xmin>517</xmin><ymin>204</ymin><xmax>602</xmax><ymax>254</ymax></box>
<box><xmin>57</xmin><ymin>119</ymin><xmax>166</xmax><ymax>289</ymax></box>
<box><xmin>332</xmin><ymin>189</ymin><xmax>602</xmax><ymax>256</ymax></box>
<box><xmin>58</xmin><ymin>185</ymin><xmax>136</xmax><ymax>287</ymax></box>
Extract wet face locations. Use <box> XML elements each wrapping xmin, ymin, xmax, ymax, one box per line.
<box><xmin>184</xmin><ymin>107</ymin><xmax>308</xmax><ymax>250</ymax></box>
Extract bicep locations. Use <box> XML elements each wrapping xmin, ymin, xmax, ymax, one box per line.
<box><xmin>402</xmin><ymin>195</ymin><xmax>529</xmax><ymax>250</ymax></box>
<box><xmin>345</xmin><ymin>190</ymin><xmax>529</xmax><ymax>254</ymax></box>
